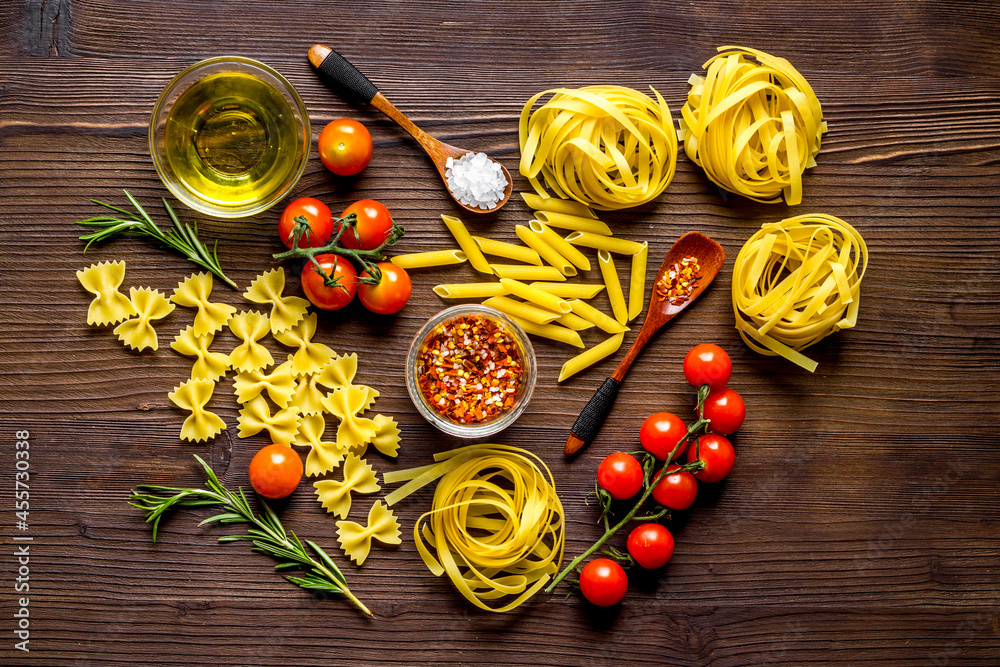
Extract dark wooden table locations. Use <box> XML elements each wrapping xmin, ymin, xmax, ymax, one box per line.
<box><xmin>2</xmin><ymin>2</ymin><xmax>999</xmax><ymax>665</ymax></box>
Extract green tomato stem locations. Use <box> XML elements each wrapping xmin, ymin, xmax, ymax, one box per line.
<box><xmin>545</xmin><ymin>388</ymin><xmax>713</xmax><ymax>594</ymax></box>
<box><xmin>273</xmin><ymin>213</ymin><xmax>405</xmax><ymax>286</ymax></box>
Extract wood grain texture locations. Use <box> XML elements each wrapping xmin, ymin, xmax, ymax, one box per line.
<box><xmin>1</xmin><ymin>1</ymin><xmax>999</xmax><ymax>665</ymax></box>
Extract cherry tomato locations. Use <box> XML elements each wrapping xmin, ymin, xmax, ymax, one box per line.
<box><xmin>278</xmin><ymin>198</ymin><xmax>333</xmax><ymax>249</ymax></box>
<box><xmin>597</xmin><ymin>452</ymin><xmax>643</xmax><ymax>500</ymax></box>
<box><xmin>579</xmin><ymin>558</ymin><xmax>628</xmax><ymax>607</ymax></box>
<box><xmin>686</xmin><ymin>434</ymin><xmax>735</xmax><ymax>483</ymax></box>
<box><xmin>651</xmin><ymin>464</ymin><xmax>698</xmax><ymax>510</ymax></box>
<box><xmin>639</xmin><ymin>412</ymin><xmax>688</xmax><ymax>461</ymax></box>
<box><xmin>358</xmin><ymin>262</ymin><xmax>411</xmax><ymax>315</ymax></box>
<box><xmin>702</xmin><ymin>387</ymin><xmax>746</xmax><ymax>435</ymax></box>
<box><xmin>626</xmin><ymin>523</ymin><xmax>675</xmax><ymax>569</ymax></box>
<box><xmin>300</xmin><ymin>254</ymin><xmax>357</xmax><ymax>311</ymax></box>
<box><xmin>683</xmin><ymin>343</ymin><xmax>732</xmax><ymax>391</ymax></box>
<box><xmin>248</xmin><ymin>444</ymin><xmax>303</xmax><ymax>499</ymax></box>
<box><xmin>318</xmin><ymin>119</ymin><xmax>373</xmax><ymax>176</ymax></box>
<box><xmin>338</xmin><ymin>199</ymin><xmax>394</xmax><ymax>251</ymax></box>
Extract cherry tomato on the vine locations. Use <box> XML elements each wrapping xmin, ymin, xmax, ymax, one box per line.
<box><xmin>338</xmin><ymin>199</ymin><xmax>394</xmax><ymax>251</ymax></box>
<box><xmin>318</xmin><ymin>119</ymin><xmax>373</xmax><ymax>176</ymax></box>
<box><xmin>278</xmin><ymin>197</ymin><xmax>333</xmax><ymax>249</ymax></box>
<box><xmin>301</xmin><ymin>254</ymin><xmax>357</xmax><ymax>311</ymax></box>
<box><xmin>702</xmin><ymin>387</ymin><xmax>746</xmax><ymax>435</ymax></box>
<box><xmin>683</xmin><ymin>344</ymin><xmax>732</xmax><ymax>391</ymax></box>
<box><xmin>597</xmin><ymin>452</ymin><xmax>643</xmax><ymax>500</ymax></box>
<box><xmin>640</xmin><ymin>412</ymin><xmax>689</xmax><ymax>461</ymax></box>
<box><xmin>687</xmin><ymin>434</ymin><xmax>735</xmax><ymax>483</ymax></box>
<box><xmin>627</xmin><ymin>523</ymin><xmax>675</xmax><ymax>569</ymax></box>
<box><xmin>651</xmin><ymin>464</ymin><xmax>698</xmax><ymax>510</ymax></box>
<box><xmin>248</xmin><ymin>444</ymin><xmax>303</xmax><ymax>499</ymax></box>
<box><xmin>579</xmin><ymin>558</ymin><xmax>628</xmax><ymax>607</ymax></box>
<box><xmin>358</xmin><ymin>262</ymin><xmax>411</xmax><ymax>315</ymax></box>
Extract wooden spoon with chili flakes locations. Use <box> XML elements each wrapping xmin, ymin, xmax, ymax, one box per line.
<box><xmin>565</xmin><ymin>231</ymin><xmax>725</xmax><ymax>456</ymax></box>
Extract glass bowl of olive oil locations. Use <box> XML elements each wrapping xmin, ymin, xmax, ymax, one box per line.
<box><xmin>149</xmin><ymin>56</ymin><xmax>310</xmax><ymax>218</ymax></box>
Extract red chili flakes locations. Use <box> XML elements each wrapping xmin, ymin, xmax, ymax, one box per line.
<box><xmin>655</xmin><ymin>255</ymin><xmax>701</xmax><ymax>306</ymax></box>
<box><xmin>416</xmin><ymin>314</ymin><xmax>524</xmax><ymax>425</ymax></box>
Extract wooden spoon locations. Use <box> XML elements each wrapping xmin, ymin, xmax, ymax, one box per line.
<box><xmin>564</xmin><ymin>231</ymin><xmax>726</xmax><ymax>455</ymax></box>
<box><xmin>307</xmin><ymin>45</ymin><xmax>513</xmax><ymax>214</ymax></box>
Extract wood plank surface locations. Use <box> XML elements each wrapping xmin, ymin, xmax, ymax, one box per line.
<box><xmin>1</xmin><ymin>1</ymin><xmax>999</xmax><ymax>665</ymax></box>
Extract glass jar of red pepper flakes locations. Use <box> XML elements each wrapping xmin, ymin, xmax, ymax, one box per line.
<box><xmin>406</xmin><ymin>305</ymin><xmax>537</xmax><ymax>437</ymax></box>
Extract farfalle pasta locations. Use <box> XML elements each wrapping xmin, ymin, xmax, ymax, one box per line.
<box><xmin>170</xmin><ymin>326</ymin><xmax>229</xmax><ymax>382</ymax></box>
<box><xmin>232</xmin><ymin>357</ymin><xmax>296</xmax><ymax>407</ymax></box>
<box><xmin>274</xmin><ymin>312</ymin><xmax>336</xmax><ymax>377</ymax></box>
<box><xmin>236</xmin><ymin>395</ymin><xmax>300</xmax><ymax>445</ymax></box>
<box><xmin>313</xmin><ymin>453</ymin><xmax>380</xmax><ymax>519</ymax></box>
<box><xmin>315</xmin><ymin>353</ymin><xmax>358</xmax><ymax>390</ymax></box>
<box><xmin>321</xmin><ymin>386</ymin><xmax>379</xmax><ymax>449</ymax></box>
<box><xmin>170</xmin><ymin>272</ymin><xmax>237</xmax><ymax>336</ymax></box>
<box><xmin>292</xmin><ymin>414</ymin><xmax>346</xmax><ymax>477</ymax></box>
<box><xmin>77</xmin><ymin>260</ymin><xmax>136</xmax><ymax>326</ymax></box>
<box><xmin>291</xmin><ymin>372</ymin><xmax>327</xmax><ymax>417</ymax></box>
<box><xmin>243</xmin><ymin>268</ymin><xmax>310</xmax><ymax>335</ymax></box>
<box><xmin>114</xmin><ymin>287</ymin><xmax>175</xmax><ymax>351</ymax></box>
<box><xmin>167</xmin><ymin>379</ymin><xmax>226</xmax><ymax>442</ymax></box>
<box><xmin>335</xmin><ymin>501</ymin><xmax>401</xmax><ymax>565</ymax></box>
<box><xmin>369</xmin><ymin>415</ymin><xmax>401</xmax><ymax>458</ymax></box>
<box><xmin>227</xmin><ymin>310</ymin><xmax>273</xmax><ymax>372</ymax></box>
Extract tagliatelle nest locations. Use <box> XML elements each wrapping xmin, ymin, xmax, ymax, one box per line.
<box><xmin>731</xmin><ymin>213</ymin><xmax>868</xmax><ymax>372</ymax></box>
<box><xmin>679</xmin><ymin>46</ymin><xmax>827</xmax><ymax>205</ymax></box>
<box><xmin>519</xmin><ymin>85</ymin><xmax>678</xmax><ymax>211</ymax></box>
<box><xmin>384</xmin><ymin>444</ymin><xmax>565</xmax><ymax>612</ymax></box>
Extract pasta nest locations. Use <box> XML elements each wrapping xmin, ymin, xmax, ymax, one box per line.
<box><xmin>409</xmin><ymin>444</ymin><xmax>565</xmax><ymax>612</ymax></box>
<box><xmin>732</xmin><ymin>213</ymin><xmax>868</xmax><ymax>372</ymax></box>
<box><xmin>679</xmin><ymin>46</ymin><xmax>826</xmax><ymax>205</ymax></box>
<box><xmin>519</xmin><ymin>85</ymin><xmax>678</xmax><ymax>211</ymax></box>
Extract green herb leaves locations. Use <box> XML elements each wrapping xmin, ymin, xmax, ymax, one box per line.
<box><xmin>128</xmin><ymin>455</ymin><xmax>372</xmax><ymax>617</ymax></box>
<box><xmin>76</xmin><ymin>191</ymin><xmax>238</xmax><ymax>289</ymax></box>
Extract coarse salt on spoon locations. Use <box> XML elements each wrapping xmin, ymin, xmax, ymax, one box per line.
<box><xmin>565</xmin><ymin>231</ymin><xmax>726</xmax><ymax>456</ymax></box>
<box><xmin>307</xmin><ymin>44</ymin><xmax>513</xmax><ymax>214</ymax></box>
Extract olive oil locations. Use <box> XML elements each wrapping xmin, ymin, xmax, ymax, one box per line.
<box><xmin>163</xmin><ymin>71</ymin><xmax>299</xmax><ymax>208</ymax></box>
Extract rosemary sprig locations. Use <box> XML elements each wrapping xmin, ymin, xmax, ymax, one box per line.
<box><xmin>76</xmin><ymin>190</ymin><xmax>238</xmax><ymax>289</ymax></box>
<box><xmin>128</xmin><ymin>455</ymin><xmax>372</xmax><ymax>617</ymax></box>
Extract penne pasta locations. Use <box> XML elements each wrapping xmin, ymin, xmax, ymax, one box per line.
<box><xmin>553</xmin><ymin>312</ymin><xmax>595</xmax><ymax>331</ymax></box>
<box><xmin>441</xmin><ymin>215</ymin><xmax>492</xmax><ymax>274</ymax></box>
<box><xmin>520</xmin><ymin>192</ymin><xmax>597</xmax><ymax>219</ymax></box>
<box><xmin>598</xmin><ymin>250</ymin><xmax>628</xmax><ymax>324</ymax></box>
<box><xmin>509</xmin><ymin>316</ymin><xmax>585</xmax><ymax>348</ymax></box>
<box><xmin>499</xmin><ymin>278</ymin><xmax>572</xmax><ymax>314</ymax></box>
<box><xmin>433</xmin><ymin>283</ymin><xmax>508</xmax><ymax>299</ymax></box>
<box><xmin>482</xmin><ymin>296</ymin><xmax>561</xmax><ymax>325</ymax></box>
<box><xmin>391</xmin><ymin>249</ymin><xmax>467</xmax><ymax>270</ymax></box>
<box><xmin>533</xmin><ymin>211</ymin><xmax>612</xmax><ymax>236</ymax></box>
<box><xmin>628</xmin><ymin>242</ymin><xmax>648</xmax><ymax>321</ymax></box>
<box><xmin>530</xmin><ymin>220</ymin><xmax>591</xmax><ymax>271</ymax></box>
<box><xmin>558</xmin><ymin>333</ymin><xmax>626</xmax><ymax>382</ymax></box>
<box><xmin>491</xmin><ymin>263</ymin><xmax>567</xmax><ymax>282</ymax></box>
<box><xmin>472</xmin><ymin>236</ymin><xmax>542</xmax><ymax>266</ymax></box>
<box><xmin>515</xmin><ymin>225</ymin><xmax>577</xmax><ymax>276</ymax></box>
<box><xmin>529</xmin><ymin>282</ymin><xmax>605</xmax><ymax>299</ymax></box>
<box><xmin>568</xmin><ymin>299</ymin><xmax>628</xmax><ymax>334</ymax></box>
<box><xmin>565</xmin><ymin>230</ymin><xmax>646</xmax><ymax>255</ymax></box>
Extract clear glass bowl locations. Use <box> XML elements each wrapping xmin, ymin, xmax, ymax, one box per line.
<box><xmin>406</xmin><ymin>305</ymin><xmax>537</xmax><ymax>438</ymax></box>
<box><xmin>148</xmin><ymin>56</ymin><xmax>310</xmax><ymax>218</ymax></box>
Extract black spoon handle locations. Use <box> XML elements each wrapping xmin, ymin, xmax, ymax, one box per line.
<box><xmin>566</xmin><ymin>377</ymin><xmax>621</xmax><ymax>454</ymax></box>
<box><xmin>315</xmin><ymin>48</ymin><xmax>379</xmax><ymax>104</ymax></box>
